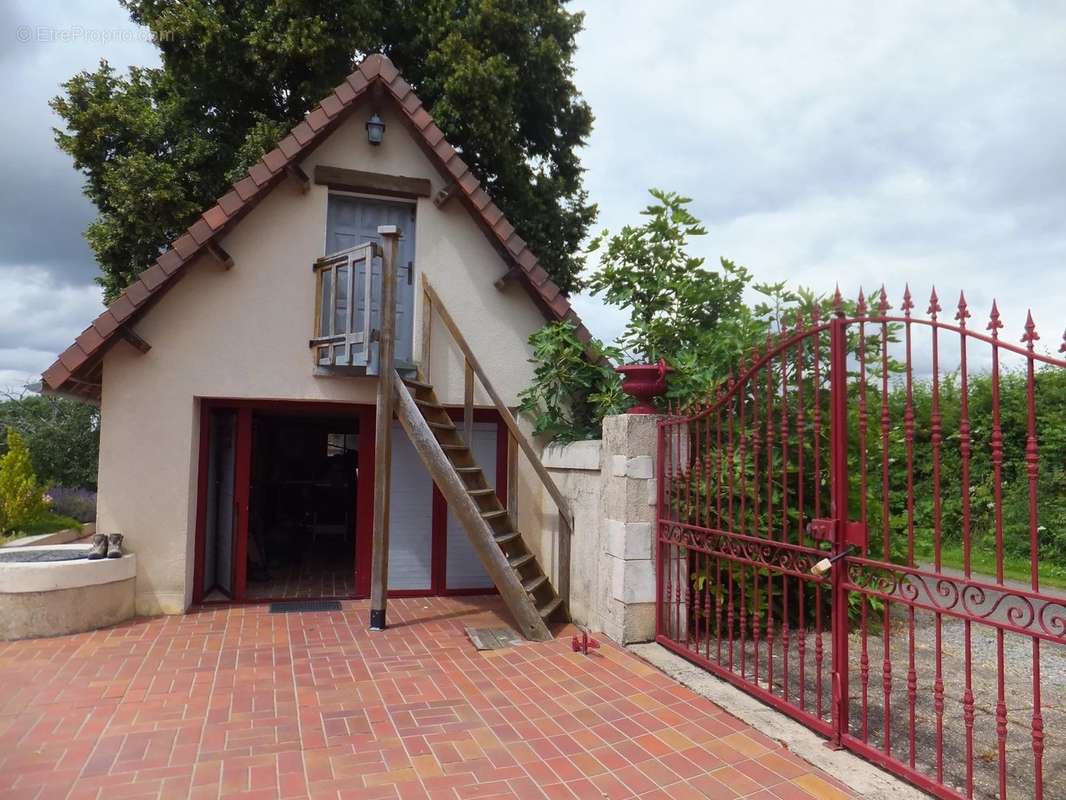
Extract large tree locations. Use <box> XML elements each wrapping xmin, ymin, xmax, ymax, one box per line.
<box><xmin>52</xmin><ymin>1</ymin><xmax>595</xmax><ymax>301</ymax></box>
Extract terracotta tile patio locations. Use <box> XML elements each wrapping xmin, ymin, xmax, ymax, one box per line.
<box><xmin>0</xmin><ymin>597</ymin><xmax>857</xmax><ymax>799</ymax></box>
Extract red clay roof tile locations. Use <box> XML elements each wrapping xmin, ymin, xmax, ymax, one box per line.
<box><xmin>233</xmin><ymin>177</ymin><xmax>258</xmax><ymax>201</ymax></box>
<box><xmin>109</xmin><ymin>294</ymin><xmax>136</xmax><ymax>322</ymax></box>
<box><xmin>218</xmin><ymin>191</ymin><xmax>243</xmax><ymax>217</ymax></box>
<box><xmin>188</xmin><ymin>219</ymin><xmax>214</xmax><ymax>245</ymax></box>
<box><xmin>359</xmin><ymin>54</ymin><xmax>383</xmax><ymax>78</ymax></box>
<box><xmin>42</xmin><ymin>363</ymin><xmax>71</xmax><ymax>390</ymax></box>
<box><xmin>410</xmin><ymin>108</ymin><xmax>433</xmax><ymax>131</ymax></box>
<box><xmin>139</xmin><ymin>263</ymin><xmax>167</xmax><ymax>291</ymax></box>
<box><xmin>58</xmin><ymin>344</ymin><xmax>88</xmax><ymax>372</ymax></box>
<box><xmin>157</xmin><ymin>249</ymin><xmax>183</xmax><ymax>275</ymax></box>
<box><xmin>482</xmin><ymin>203</ymin><xmax>504</xmax><ymax>227</ymax></box>
<box><xmin>492</xmin><ymin>218</ymin><xmax>515</xmax><ymax>243</ymax></box>
<box><xmin>248</xmin><ymin>162</ymin><xmax>272</xmax><ymax>186</ymax></box>
<box><xmin>262</xmin><ymin>147</ymin><xmax>288</xmax><ymax>173</ymax></box>
<box><xmin>43</xmin><ymin>53</ymin><xmax>590</xmax><ymax>400</ymax></box>
<box><xmin>346</xmin><ymin>71</ymin><xmax>369</xmax><ymax>94</ymax></box>
<box><xmin>527</xmin><ymin>265</ymin><xmax>550</xmax><ymax>286</ymax></box>
<box><xmin>125</xmin><ymin>280</ymin><xmax>150</xmax><ymax>307</ymax></box>
<box><xmin>75</xmin><ymin>326</ymin><xmax>105</xmax><ymax>353</ymax></box>
<box><xmin>334</xmin><ymin>82</ymin><xmax>356</xmax><ymax>106</ymax></box>
<box><xmin>423</xmin><ymin>124</ymin><xmax>445</xmax><ymax>148</ymax></box>
<box><xmin>172</xmin><ymin>234</ymin><xmax>198</xmax><ymax>260</ymax></box>
<box><xmin>433</xmin><ymin>139</ymin><xmax>456</xmax><ymax>163</ymax></box>
<box><xmin>504</xmin><ymin>233</ymin><xmax>525</xmax><ymax>257</ymax></box>
<box><xmin>470</xmin><ymin>187</ymin><xmax>492</xmax><ymax>211</ymax></box>
<box><xmin>306</xmin><ymin>107</ymin><xmax>330</xmax><ymax>132</ymax></box>
<box><xmin>202</xmin><ymin>205</ymin><xmax>228</xmax><ymax>231</ymax></box>
<box><xmin>291</xmin><ymin>121</ymin><xmax>315</xmax><ymax>146</ymax></box>
<box><xmin>320</xmin><ymin>94</ymin><xmax>343</xmax><ymax>119</ymax></box>
<box><xmin>388</xmin><ymin>76</ymin><xmax>411</xmax><ymax>101</ymax></box>
<box><xmin>517</xmin><ymin>249</ymin><xmax>537</xmax><ymax>270</ymax></box>
<box><xmin>458</xmin><ymin>171</ymin><xmax>480</xmax><ymax>195</ymax></box>
<box><xmin>91</xmin><ymin>312</ymin><xmax>120</xmax><ymax>338</ymax></box>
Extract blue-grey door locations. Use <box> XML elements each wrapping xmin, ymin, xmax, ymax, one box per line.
<box><xmin>326</xmin><ymin>195</ymin><xmax>415</xmax><ymax>370</ymax></box>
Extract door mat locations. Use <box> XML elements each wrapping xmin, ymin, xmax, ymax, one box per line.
<box><xmin>269</xmin><ymin>600</ymin><xmax>343</xmax><ymax>613</ymax></box>
<box><xmin>466</xmin><ymin>626</ymin><xmax>522</xmax><ymax>651</ymax></box>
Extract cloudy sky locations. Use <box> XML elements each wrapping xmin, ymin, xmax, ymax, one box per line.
<box><xmin>1</xmin><ymin>0</ymin><xmax>1065</xmax><ymax>391</ymax></box>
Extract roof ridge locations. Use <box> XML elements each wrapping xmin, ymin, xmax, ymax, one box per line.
<box><xmin>43</xmin><ymin>53</ymin><xmax>590</xmax><ymax>400</ymax></box>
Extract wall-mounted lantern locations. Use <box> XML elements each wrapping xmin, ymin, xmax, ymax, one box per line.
<box><xmin>366</xmin><ymin>113</ymin><xmax>386</xmax><ymax>145</ymax></box>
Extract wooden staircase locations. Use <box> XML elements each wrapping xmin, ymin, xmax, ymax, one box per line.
<box><xmin>393</xmin><ymin>373</ymin><xmax>564</xmax><ymax>641</ymax></box>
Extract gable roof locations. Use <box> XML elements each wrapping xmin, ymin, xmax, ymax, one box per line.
<box><xmin>42</xmin><ymin>53</ymin><xmax>591</xmax><ymax>402</ymax></box>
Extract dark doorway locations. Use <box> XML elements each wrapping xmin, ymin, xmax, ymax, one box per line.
<box><xmin>244</xmin><ymin>412</ymin><xmax>360</xmax><ymax>600</ymax></box>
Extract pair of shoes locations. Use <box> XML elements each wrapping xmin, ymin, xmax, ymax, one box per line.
<box><xmin>87</xmin><ymin>533</ymin><xmax>124</xmax><ymax>560</ymax></box>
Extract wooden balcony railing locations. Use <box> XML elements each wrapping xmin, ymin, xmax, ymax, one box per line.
<box><xmin>310</xmin><ymin>242</ymin><xmax>376</xmax><ymax>368</ymax></box>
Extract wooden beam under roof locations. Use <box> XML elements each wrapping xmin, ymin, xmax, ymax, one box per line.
<box><xmin>314</xmin><ymin>165</ymin><xmax>432</xmax><ymax>200</ymax></box>
<box><xmin>119</xmin><ymin>327</ymin><xmax>151</xmax><ymax>354</ymax></box>
<box><xmin>286</xmin><ymin>162</ymin><xmax>311</xmax><ymax>193</ymax></box>
<box><xmin>205</xmin><ymin>240</ymin><xmax>234</xmax><ymax>270</ymax></box>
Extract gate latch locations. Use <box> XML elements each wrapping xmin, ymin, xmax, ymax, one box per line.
<box><xmin>807</xmin><ymin>518</ymin><xmax>868</xmax><ymax>550</ymax></box>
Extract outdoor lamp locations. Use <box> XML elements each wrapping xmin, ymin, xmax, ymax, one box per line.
<box><xmin>366</xmin><ymin>113</ymin><xmax>386</xmax><ymax>145</ymax></box>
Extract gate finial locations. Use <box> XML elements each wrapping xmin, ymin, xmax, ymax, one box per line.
<box><xmin>856</xmin><ymin>287</ymin><xmax>867</xmax><ymax>316</ymax></box>
<box><xmin>928</xmin><ymin>287</ymin><xmax>941</xmax><ymax>319</ymax></box>
<box><xmin>901</xmin><ymin>284</ymin><xmax>914</xmax><ymax>317</ymax></box>
<box><xmin>832</xmin><ymin>284</ymin><xmax>844</xmax><ymax>314</ymax></box>
<box><xmin>1022</xmin><ymin>310</ymin><xmax>1039</xmax><ymax>346</ymax></box>
<box><xmin>956</xmin><ymin>291</ymin><xmax>971</xmax><ymax>325</ymax></box>
<box><xmin>987</xmin><ymin>300</ymin><xmax>1003</xmax><ymax>336</ymax></box>
<box><xmin>877</xmin><ymin>285</ymin><xmax>890</xmax><ymax>315</ymax></box>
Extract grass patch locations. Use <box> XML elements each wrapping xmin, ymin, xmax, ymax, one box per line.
<box><xmin>915</xmin><ymin>539</ymin><xmax>1066</xmax><ymax>591</ymax></box>
<box><xmin>0</xmin><ymin>514</ymin><xmax>82</xmax><ymax>544</ymax></box>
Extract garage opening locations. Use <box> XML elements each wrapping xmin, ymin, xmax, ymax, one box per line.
<box><xmin>244</xmin><ymin>411</ymin><xmax>359</xmax><ymax>600</ymax></box>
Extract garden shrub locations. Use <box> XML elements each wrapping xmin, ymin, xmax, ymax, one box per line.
<box><xmin>0</xmin><ymin>431</ymin><xmax>50</xmax><ymax>536</ymax></box>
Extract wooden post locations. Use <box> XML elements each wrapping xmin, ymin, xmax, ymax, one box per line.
<box><xmin>420</xmin><ymin>277</ymin><xmax>433</xmax><ymax>383</ymax></box>
<box><xmin>463</xmin><ymin>359</ymin><xmax>474</xmax><ymax>445</ymax></box>
<box><xmin>369</xmin><ymin>225</ymin><xmax>401</xmax><ymax>631</ymax></box>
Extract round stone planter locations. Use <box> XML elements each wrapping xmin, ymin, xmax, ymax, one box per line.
<box><xmin>0</xmin><ymin>544</ymin><xmax>136</xmax><ymax>640</ymax></box>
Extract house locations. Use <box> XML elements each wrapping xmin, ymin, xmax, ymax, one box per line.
<box><xmin>42</xmin><ymin>53</ymin><xmax>588</xmax><ymax>640</ymax></box>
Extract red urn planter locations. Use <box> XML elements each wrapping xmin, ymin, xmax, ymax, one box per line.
<box><xmin>615</xmin><ymin>360</ymin><xmax>672</xmax><ymax>414</ymax></box>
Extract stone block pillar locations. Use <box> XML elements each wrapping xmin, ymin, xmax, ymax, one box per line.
<box><xmin>598</xmin><ymin>413</ymin><xmax>659</xmax><ymax>644</ymax></box>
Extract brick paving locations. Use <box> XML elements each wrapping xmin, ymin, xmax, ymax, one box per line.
<box><xmin>0</xmin><ymin>596</ymin><xmax>858</xmax><ymax>799</ymax></box>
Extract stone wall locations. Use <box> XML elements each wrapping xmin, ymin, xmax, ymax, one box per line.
<box><xmin>543</xmin><ymin>413</ymin><xmax>660</xmax><ymax>644</ymax></box>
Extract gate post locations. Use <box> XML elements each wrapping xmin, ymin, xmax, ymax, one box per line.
<box><xmin>829</xmin><ymin>313</ymin><xmax>850</xmax><ymax>747</ymax></box>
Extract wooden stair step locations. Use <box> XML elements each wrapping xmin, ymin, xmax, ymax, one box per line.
<box><xmin>509</xmin><ymin>552</ymin><xmax>534</xmax><ymax>569</ymax></box>
<box><xmin>538</xmin><ymin>597</ymin><xmax>563</xmax><ymax>619</ymax></box>
<box><xmin>494</xmin><ymin>531</ymin><xmax>521</xmax><ymax>545</ymax></box>
<box><xmin>404</xmin><ymin>378</ymin><xmax>433</xmax><ymax>390</ymax></box>
<box><xmin>441</xmin><ymin>444</ymin><xmax>467</xmax><ymax>452</ymax></box>
<box><xmin>523</xmin><ymin>575</ymin><xmax>548</xmax><ymax>594</ymax></box>
<box><xmin>481</xmin><ymin>509</ymin><xmax>508</xmax><ymax>520</ymax></box>
<box><xmin>468</xmin><ymin>488</ymin><xmax>496</xmax><ymax>497</ymax></box>
<box><xmin>455</xmin><ymin>466</ymin><xmax>481</xmax><ymax>474</ymax></box>
<box><xmin>414</xmin><ymin>398</ymin><xmax>443</xmax><ymax>409</ymax></box>
<box><xmin>428</xmin><ymin>421</ymin><xmax>456</xmax><ymax>431</ymax></box>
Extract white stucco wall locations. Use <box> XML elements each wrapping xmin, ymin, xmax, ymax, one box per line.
<box><xmin>96</xmin><ymin>104</ymin><xmax>549</xmax><ymax>615</ymax></box>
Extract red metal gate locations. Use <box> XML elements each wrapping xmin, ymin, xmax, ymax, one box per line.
<box><xmin>656</xmin><ymin>288</ymin><xmax>1066</xmax><ymax>800</ymax></box>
